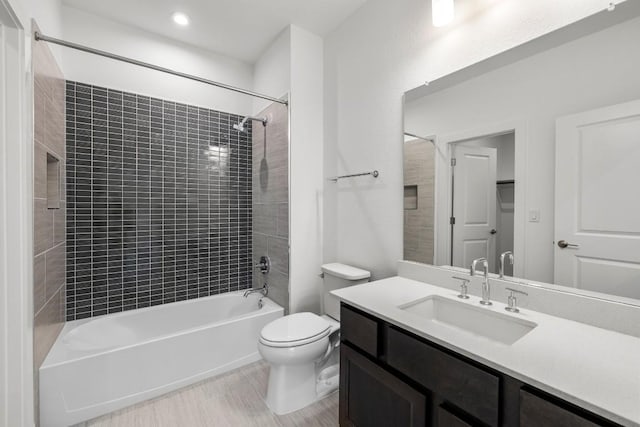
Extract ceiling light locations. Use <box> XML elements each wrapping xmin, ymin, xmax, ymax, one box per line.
<box><xmin>172</xmin><ymin>12</ymin><xmax>190</xmax><ymax>26</ymax></box>
<box><xmin>432</xmin><ymin>0</ymin><xmax>454</xmax><ymax>27</ymax></box>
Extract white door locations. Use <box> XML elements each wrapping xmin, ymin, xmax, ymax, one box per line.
<box><xmin>0</xmin><ymin>23</ymin><xmax>5</xmax><ymax>427</ymax></box>
<box><xmin>451</xmin><ymin>145</ymin><xmax>497</xmax><ymax>271</ymax></box>
<box><xmin>555</xmin><ymin>100</ymin><xmax>640</xmax><ymax>299</ymax></box>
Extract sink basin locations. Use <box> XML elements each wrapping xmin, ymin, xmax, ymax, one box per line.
<box><xmin>399</xmin><ymin>295</ymin><xmax>537</xmax><ymax>345</ymax></box>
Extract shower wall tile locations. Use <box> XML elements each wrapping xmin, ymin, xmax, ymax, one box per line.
<box><xmin>268</xmin><ymin>237</ymin><xmax>289</xmax><ymax>276</ymax></box>
<box><xmin>45</xmin><ymin>243</ymin><xmax>66</xmax><ymax>301</ymax></box>
<box><xmin>276</xmin><ymin>203</ymin><xmax>288</xmax><ymax>238</ymax></box>
<box><xmin>34</xmin><ymin>254</ymin><xmax>46</xmax><ymax>313</ymax></box>
<box><xmin>403</xmin><ymin>139</ymin><xmax>435</xmax><ymax>264</ymax></box>
<box><xmin>252</xmin><ymin>103</ymin><xmax>289</xmax><ymax>312</ymax></box>
<box><xmin>33</xmin><ymin>21</ymin><xmax>66</xmax><ymax>425</ymax></box>
<box><xmin>66</xmin><ymin>81</ymin><xmax>253</xmax><ymax>320</ymax></box>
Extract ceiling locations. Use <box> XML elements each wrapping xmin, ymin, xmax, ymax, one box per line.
<box><xmin>62</xmin><ymin>0</ymin><xmax>369</xmax><ymax>63</ymax></box>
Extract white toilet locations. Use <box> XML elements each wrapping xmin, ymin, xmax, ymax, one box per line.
<box><xmin>258</xmin><ymin>263</ymin><xmax>370</xmax><ymax>415</ymax></box>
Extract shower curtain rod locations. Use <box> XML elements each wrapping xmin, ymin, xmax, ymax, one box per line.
<box><xmin>34</xmin><ymin>31</ymin><xmax>288</xmax><ymax>106</ymax></box>
<box><xmin>404</xmin><ymin>132</ymin><xmax>435</xmax><ymax>144</ymax></box>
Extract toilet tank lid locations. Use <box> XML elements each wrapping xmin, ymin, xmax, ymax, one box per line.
<box><xmin>321</xmin><ymin>263</ymin><xmax>371</xmax><ymax>280</ymax></box>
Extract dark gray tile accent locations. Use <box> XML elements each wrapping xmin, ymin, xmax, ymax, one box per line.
<box><xmin>66</xmin><ymin>81</ymin><xmax>253</xmax><ymax>320</ymax></box>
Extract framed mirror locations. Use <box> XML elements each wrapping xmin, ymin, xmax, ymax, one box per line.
<box><xmin>403</xmin><ymin>2</ymin><xmax>640</xmax><ymax>303</ymax></box>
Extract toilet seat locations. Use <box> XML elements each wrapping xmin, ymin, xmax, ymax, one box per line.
<box><xmin>260</xmin><ymin>313</ymin><xmax>331</xmax><ymax>348</ymax></box>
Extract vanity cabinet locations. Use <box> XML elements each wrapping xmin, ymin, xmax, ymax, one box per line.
<box><xmin>339</xmin><ymin>303</ymin><xmax>621</xmax><ymax>427</ymax></box>
<box><xmin>339</xmin><ymin>344</ymin><xmax>427</xmax><ymax>427</ymax></box>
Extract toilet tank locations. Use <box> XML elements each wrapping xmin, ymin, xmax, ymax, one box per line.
<box><xmin>321</xmin><ymin>263</ymin><xmax>370</xmax><ymax>320</ymax></box>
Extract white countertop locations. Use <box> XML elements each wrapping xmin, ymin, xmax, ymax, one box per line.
<box><xmin>332</xmin><ymin>276</ymin><xmax>640</xmax><ymax>427</ymax></box>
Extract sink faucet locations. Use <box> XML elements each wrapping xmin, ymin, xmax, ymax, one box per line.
<box><xmin>243</xmin><ymin>283</ymin><xmax>268</xmax><ymax>298</ymax></box>
<box><xmin>470</xmin><ymin>257</ymin><xmax>491</xmax><ymax>306</ymax></box>
<box><xmin>499</xmin><ymin>251</ymin><xmax>514</xmax><ymax>278</ymax></box>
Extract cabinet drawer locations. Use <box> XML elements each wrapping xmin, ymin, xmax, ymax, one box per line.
<box><xmin>520</xmin><ymin>388</ymin><xmax>617</xmax><ymax>427</ymax></box>
<box><xmin>341</xmin><ymin>304</ymin><xmax>379</xmax><ymax>357</ymax></box>
<box><xmin>386</xmin><ymin>326</ymin><xmax>500</xmax><ymax>426</ymax></box>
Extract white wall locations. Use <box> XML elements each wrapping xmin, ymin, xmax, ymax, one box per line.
<box><xmin>289</xmin><ymin>25</ymin><xmax>324</xmax><ymax>313</ymax></box>
<box><xmin>323</xmin><ymin>0</ymin><xmax>626</xmax><ymax>281</ymax></box>
<box><xmin>7</xmin><ymin>0</ymin><xmax>64</xmax><ymax>66</ymax></box>
<box><xmin>252</xmin><ymin>28</ymin><xmax>290</xmax><ymax>114</ymax></box>
<box><xmin>61</xmin><ymin>6</ymin><xmax>254</xmax><ymax>115</ymax></box>
<box><xmin>1</xmin><ymin>4</ymin><xmax>35</xmax><ymax>425</ymax></box>
<box><xmin>252</xmin><ymin>25</ymin><xmax>324</xmax><ymax>314</ymax></box>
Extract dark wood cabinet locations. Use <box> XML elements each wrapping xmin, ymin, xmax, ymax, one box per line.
<box><xmin>340</xmin><ymin>303</ymin><xmax>379</xmax><ymax>357</ymax></box>
<box><xmin>519</xmin><ymin>388</ymin><xmax>618</xmax><ymax>427</ymax></box>
<box><xmin>340</xmin><ymin>344</ymin><xmax>427</xmax><ymax>427</ymax></box>
<box><xmin>437</xmin><ymin>406</ymin><xmax>475</xmax><ymax>427</ymax></box>
<box><xmin>339</xmin><ymin>303</ymin><xmax>622</xmax><ymax>427</ymax></box>
<box><xmin>386</xmin><ymin>325</ymin><xmax>500</xmax><ymax>426</ymax></box>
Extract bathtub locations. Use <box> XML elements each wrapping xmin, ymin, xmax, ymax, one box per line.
<box><xmin>39</xmin><ymin>292</ymin><xmax>283</xmax><ymax>427</ymax></box>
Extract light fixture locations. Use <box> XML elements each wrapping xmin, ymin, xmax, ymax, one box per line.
<box><xmin>172</xmin><ymin>12</ymin><xmax>190</xmax><ymax>26</ymax></box>
<box><xmin>432</xmin><ymin>0</ymin><xmax>455</xmax><ymax>27</ymax></box>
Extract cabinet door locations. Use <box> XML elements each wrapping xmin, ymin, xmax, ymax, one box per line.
<box><xmin>386</xmin><ymin>326</ymin><xmax>500</xmax><ymax>426</ymax></box>
<box><xmin>437</xmin><ymin>406</ymin><xmax>474</xmax><ymax>427</ymax></box>
<box><xmin>340</xmin><ymin>344</ymin><xmax>427</xmax><ymax>427</ymax></box>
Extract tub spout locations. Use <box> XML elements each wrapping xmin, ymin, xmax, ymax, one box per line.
<box><xmin>243</xmin><ymin>283</ymin><xmax>268</xmax><ymax>298</ymax></box>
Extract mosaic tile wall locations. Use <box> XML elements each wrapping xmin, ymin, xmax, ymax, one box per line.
<box><xmin>66</xmin><ymin>81</ymin><xmax>253</xmax><ymax>320</ymax></box>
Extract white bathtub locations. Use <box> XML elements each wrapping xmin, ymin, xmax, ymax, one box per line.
<box><xmin>39</xmin><ymin>292</ymin><xmax>283</xmax><ymax>427</ymax></box>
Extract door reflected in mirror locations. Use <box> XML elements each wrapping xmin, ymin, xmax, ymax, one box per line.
<box><xmin>450</xmin><ymin>132</ymin><xmax>514</xmax><ymax>275</ymax></box>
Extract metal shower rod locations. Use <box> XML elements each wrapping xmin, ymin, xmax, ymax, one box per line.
<box><xmin>34</xmin><ymin>31</ymin><xmax>289</xmax><ymax>106</ymax></box>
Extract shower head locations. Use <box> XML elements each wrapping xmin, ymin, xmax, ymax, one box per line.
<box><xmin>233</xmin><ymin>116</ymin><xmax>268</xmax><ymax>133</ymax></box>
<box><xmin>233</xmin><ymin>122</ymin><xmax>247</xmax><ymax>133</ymax></box>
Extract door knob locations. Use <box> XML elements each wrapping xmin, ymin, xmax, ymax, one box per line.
<box><xmin>557</xmin><ymin>240</ymin><xmax>579</xmax><ymax>249</ymax></box>
<box><xmin>490</xmin><ymin>229</ymin><xmax>497</xmax><ymax>235</ymax></box>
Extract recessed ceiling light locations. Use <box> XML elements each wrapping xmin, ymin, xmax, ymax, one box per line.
<box><xmin>432</xmin><ymin>0</ymin><xmax>454</xmax><ymax>27</ymax></box>
<box><xmin>172</xmin><ymin>12</ymin><xmax>190</xmax><ymax>27</ymax></box>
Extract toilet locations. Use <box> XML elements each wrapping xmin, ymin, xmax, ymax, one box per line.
<box><xmin>258</xmin><ymin>263</ymin><xmax>370</xmax><ymax>415</ymax></box>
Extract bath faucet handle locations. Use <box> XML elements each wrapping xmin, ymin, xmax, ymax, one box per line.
<box><xmin>505</xmin><ymin>287</ymin><xmax>528</xmax><ymax>313</ymax></box>
<box><xmin>254</xmin><ymin>256</ymin><xmax>271</xmax><ymax>274</ymax></box>
<box><xmin>452</xmin><ymin>276</ymin><xmax>471</xmax><ymax>299</ymax></box>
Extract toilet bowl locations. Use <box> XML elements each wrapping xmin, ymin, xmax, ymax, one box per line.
<box><xmin>258</xmin><ymin>313</ymin><xmax>340</xmax><ymax>414</ymax></box>
<box><xmin>258</xmin><ymin>263</ymin><xmax>370</xmax><ymax>415</ymax></box>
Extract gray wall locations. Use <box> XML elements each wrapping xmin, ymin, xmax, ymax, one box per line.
<box><xmin>33</xmin><ymin>23</ymin><xmax>66</xmax><ymax>424</ymax></box>
<box><xmin>252</xmin><ymin>103</ymin><xmax>289</xmax><ymax>311</ymax></box>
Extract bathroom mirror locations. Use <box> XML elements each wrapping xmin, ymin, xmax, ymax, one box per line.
<box><xmin>403</xmin><ymin>2</ymin><xmax>640</xmax><ymax>304</ymax></box>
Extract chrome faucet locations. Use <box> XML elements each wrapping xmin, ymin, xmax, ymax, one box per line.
<box><xmin>243</xmin><ymin>283</ymin><xmax>268</xmax><ymax>298</ymax></box>
<box><xmin>470</xmin><ymin>257</ymin><xmax>491</xmax><ymax>306</ymax></box>
<box><xmin>499</xmin><ymin>251</ymin><xmax>514</xmax><ymax>278</ymax></box>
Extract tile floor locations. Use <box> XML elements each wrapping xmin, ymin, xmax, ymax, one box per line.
<box><xmin>79</xmin><ymin>361</ymin><xmax>338</xmax><ymax>427</ymax></box>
